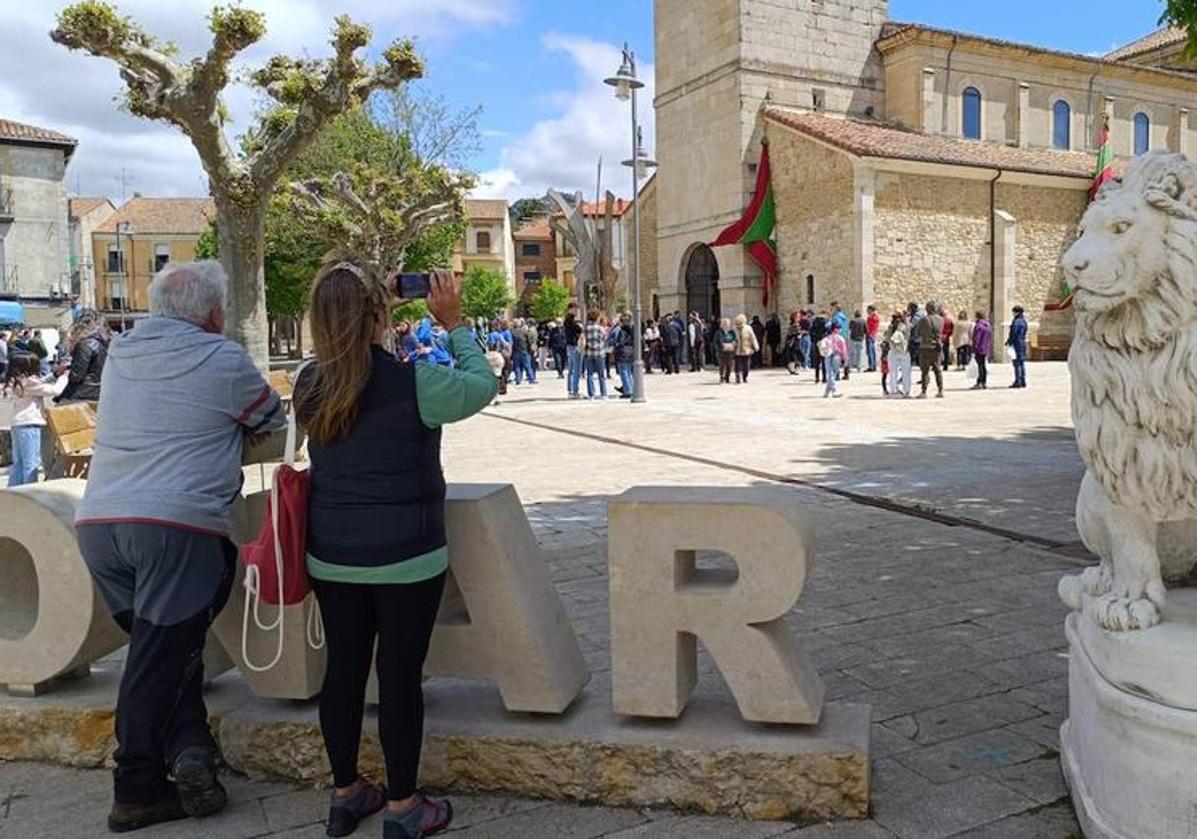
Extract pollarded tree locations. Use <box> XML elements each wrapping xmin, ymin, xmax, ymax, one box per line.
<box><xmin>529</xmin><ymin>279</ymin><xmax>571</xmax><ymax>322</ymax></box>
<box><xmin>51</xmin><ymin>2</ymin><xmax>424</xmax><ymax>367</ymax></box>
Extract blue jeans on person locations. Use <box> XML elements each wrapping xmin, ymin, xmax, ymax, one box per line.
<box><xmin>566</xmin><ymin>346</ymin><xmax>582</xmax><ymax>396</ymax></box>
<box><xmin>8</xmin><ymin>425</ymin><xmax>43</xmax><ymax>487</ymax></box>
<box><xmin>824</xmin><ymin>356</ymin><xmax>842</xmax><ymax>396</ymax></box>
<box><xmin>584</xmin><ymin>356</ymin><xmax>608</xmax><ymax>398</ymax></box>
<box><xmin>798</xmin><ymin>335</ymin><xmax>812</xmax><ymax>369</ymax></box>
<box><xmin>617</xmin><ymin>361</ymin><xmax>634</xmax><ymax>397</ymax></box>
<box><xmin>513</xmin><ymin>351</ymin><xmax>536</xmax><ymax>384</ymax></box>
<box><xmin>865</xmin><ymin>336</ymin><xmax>877</xmax><ymax>370</ymax></box>
<box><xmin>1013</xmin><ymin>351</ymin><xmax>1027</xmax><ymax>387</ymax></box>
<box><xmin>849</xmin><ymin>340</ymin><xmax>865</xmax><ymax>371</ymax></box>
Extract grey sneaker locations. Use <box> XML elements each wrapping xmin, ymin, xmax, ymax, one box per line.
<box><xmin>382</xmin><ymin>792</ymin><xmax>452</xmax><ymax>839</ymax></box>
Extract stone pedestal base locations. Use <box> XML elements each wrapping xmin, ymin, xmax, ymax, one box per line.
<box><xmin>1061</xmin><ymin>603</ymin><xmax>1197</xmax><ymax>839</ymax></box>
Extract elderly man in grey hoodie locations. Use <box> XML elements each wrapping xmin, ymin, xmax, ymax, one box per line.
<box><xmin>75</xmin><ymin>261</ymin><xmax>286</xmax><ymax>833</ymax></box>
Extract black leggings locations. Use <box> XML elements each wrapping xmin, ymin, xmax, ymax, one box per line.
<box><xmin>314</xmin><ymin>573</ymin><xmax>446</xmax><ymax>800</ymax></box>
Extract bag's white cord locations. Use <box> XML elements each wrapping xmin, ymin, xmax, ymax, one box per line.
<box><xmin>307</xmin><ymin>597</ymin><xmax>325</xmax><ymax>650</ymax></box>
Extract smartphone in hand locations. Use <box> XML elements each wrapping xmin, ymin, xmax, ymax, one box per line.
<box><xmin>393</xmin><ymin>272</ymin><xmax>432</xmax><ymax>299</ymax></box>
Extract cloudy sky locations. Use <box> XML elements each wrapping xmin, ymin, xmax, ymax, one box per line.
<box><xmin>0</xmin><ymin>0</ymin><xmax>1166</xmax><ymax>204</ymax></box>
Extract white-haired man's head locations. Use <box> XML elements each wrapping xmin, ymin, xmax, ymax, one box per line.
<box><xmin>149</xmin><ymin>261</ymin><xmax>228</xmax><ymax>334</ymax></box>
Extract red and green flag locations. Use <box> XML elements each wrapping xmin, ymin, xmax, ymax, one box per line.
<box><xmin>712</xmin><ymin>141</ymin><xmax>778</xmax><ymax>306</ymax></box>
<box><xmin>1090</xmin><ymin>113</ymin><xmax>1114</xmax><ymax>200</ymax></box>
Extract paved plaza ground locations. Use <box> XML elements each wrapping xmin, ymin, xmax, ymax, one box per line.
<box><xmin>2</xmin><ymin>361</ymin><xmax>1088</xmax><ymax>837</ymax></box>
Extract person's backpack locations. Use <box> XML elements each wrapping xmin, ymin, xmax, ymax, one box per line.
<box><xmin>818</xmin><ymin>336</ymin><xmax>834</xmax><ymax>357</ymax></box>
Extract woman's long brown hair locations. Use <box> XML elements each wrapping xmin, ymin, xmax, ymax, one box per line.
<box><xmin>297</xmin><ymin>262</ymin><xmax>387</xmax><ymax>444</ymax></box>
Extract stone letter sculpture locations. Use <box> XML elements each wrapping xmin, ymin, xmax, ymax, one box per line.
<box><xmin>1058</xmin><ymin>150</ymin><xmax>1197</xmax><ymax>631</ymax></box>
<box><xmin>369</xmin><ymin>483</ymin><xmax>590</xmax><ymax>712</ymax></box>
<box><xmin>1</xmin><ymin>481</ymin><xmax>587</xmax><ymax>713</ymax></box>
<box><xmin>608</xmin><ymin>486</ymin><xmax>824</xmax><ymax>724</ymax></box>
<box><xmin>0</xmin><ymin>481</ymin><xmax>125</xmax><ymax>694</ymax></box>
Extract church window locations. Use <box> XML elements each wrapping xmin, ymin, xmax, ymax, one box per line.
<box><xmin>1052</xmin><ymin>101</ymin><xmax>1071</xmax><ymax>150</ymax></box>
<box><xmin>806</xmin><ymin>274</ymin><xmax>815</xmax><ymax>304</ymax></box>
<box><xmin>962</xmin><ymin>87</ymin><xmax>982</xmax><ymax>140</ymax></box>
<box><xmin>1134</xmin><ymin>112</ymin><xmax>1150</xmax><ymax>155</ymax></box>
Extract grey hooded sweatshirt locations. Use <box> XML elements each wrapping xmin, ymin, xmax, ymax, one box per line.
<box><xmin>76</xmin><ymin>316</ymin><xmax>285</xmax><ymax>535</ymax></box>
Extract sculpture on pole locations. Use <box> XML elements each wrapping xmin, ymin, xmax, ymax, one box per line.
<box><xmin>547</xmin><ymin>188</ymin><xmax>620</xmax><ymax>316</ymax></box>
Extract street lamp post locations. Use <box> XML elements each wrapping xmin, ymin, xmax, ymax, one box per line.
<box><xmin>606</xmin><ymin>44</ymin><xmax>656</xmax><ymax>404</ymax></box>
<box><xmin>115</xmin><ymin>220</ymin><xmax>133</xmax><ymax>331</ymax></box>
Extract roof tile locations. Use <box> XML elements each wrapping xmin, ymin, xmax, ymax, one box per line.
<box><xmin>69</xmin><ymin>197</ymin><xmax>113</xmax><ymax>219</ymax></box>
<box><xmin>465</xmin><ymin>198</ymin><xmax>509</xmax><ymax>220</ymax></box>
<box><xmin>0</xmin><ymin>118</ymin><xmax>77</xmax><ymax>149</ymax></box>
<box><xmin>95</xmin><ymin>197</ymin><xmax>215</xmax><ymax>235</ymax></box>
<box><xmin>1105</xmin><ymin>26</ymin><xmax>1187</xmax><ymax>62</ymax></box>
<box><xmin>763</xmin><ymin>107</ymin><xmax>1119</xmax><ymax>180</ymax></box>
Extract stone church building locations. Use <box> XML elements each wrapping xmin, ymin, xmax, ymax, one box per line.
<box><xmin>652</xmin><ymin>0</ymin><xmax>1197</xmax><ymax>352</ymax></box>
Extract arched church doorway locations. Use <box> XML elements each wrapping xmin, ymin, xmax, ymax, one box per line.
<box><xmin>684</xmin><ymin>244</ymin><xmax>720</xmax><ymax>320</ymax></box>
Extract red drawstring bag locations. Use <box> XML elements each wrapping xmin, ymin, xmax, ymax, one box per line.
<box><xmin>239</xmin><ymin>382</ymin><xmax>323</xmax><ymax>671</ymax></box>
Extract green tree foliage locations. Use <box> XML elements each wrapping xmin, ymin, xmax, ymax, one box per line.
<box><xmin>195</xmin><ymin>222</ymin><xmax>219</xmax><ymax>259</ymax></box>
<box><xmin>393</xmin><ymin>299</ymin><xmax>428</xmax><ymax>325</ymax></box>
<box><xmin>283</xmin><ymin>91</ymin><xmax>477</xmax><ymax>285</ymax></box>
<box><xmin>510</xmin><ymin>196</ymin><xmax>548</xmax><ymax>225</ymax></box>
<box><xmin>1163</xmin><ymin>1</ymin><xmax>1197</xmax><ymax>57</ymax></box>
<box><xmin>461</xmin><ymin>265</ymin><xmax>513</xmax><ymax>321</ymax></box>
<box><xmin>403</xmin><ymin>220</ymin><xmax>466</xmax><ymax>272</ymax></box>
<box><xmin>528</xmin><ymin>279</ymin><xmax>571</xmax><ymax>322</ymax></box>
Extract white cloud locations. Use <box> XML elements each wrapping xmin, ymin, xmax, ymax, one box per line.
<box><xmin>470</xmin><ymin>33</ymin><xmax>655</xmax><ymax>202</ymax></box>
<box><xmin>0</xmin><ymin>0</ymin><xmax>514</xmax><ymax>201</ymax></box>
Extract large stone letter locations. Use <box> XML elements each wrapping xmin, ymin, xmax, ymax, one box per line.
<box><xmin>369</xmin><ymin>484</ymin><xmax>589</xmax><ymax>713</ymax></box>
<box><xmin>608</xmin><ymin>486</ymin><xmax>824</xmax><ymax>724</ymax></box>
<box><xmin>0</xmin><ymin>480</ymin><xmax>125</xmax><ymax>695</ymax></box>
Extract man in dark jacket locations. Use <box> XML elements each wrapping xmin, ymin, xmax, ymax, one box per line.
<box><xmin>750</xmin><ymin>316</ymin><xmax>766</xmax><ymax>369</ymax></box>
<box><xmin>765</xmin><ymin>313</ymin><xmax>782</xmax><ymax>367</ymax></box>
<box><xmin>660</xmin><ymin>313</ymin><xmax>681</xmax><ymax>374</ymax></box>
<box><xmin>1006</xmin><ymin>305</ymin><xmax>1029</xmax><ymax>388</ymax></box>
<box><xmin>915</xmin><ymin>301</ymin><xmax>944</xmax><ymax>398</ymax></box>
<box><xmin>809</xmin><ymin>310</ymin><xmax>829</xmax><ymax>383</ymax></box>
<box><xmin>547</xmin><ymin>320</ymin><xmax>567</xmax><ymax>378</ymax></box>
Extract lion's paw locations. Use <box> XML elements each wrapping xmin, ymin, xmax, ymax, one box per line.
<box><xmin>1081</xmin><ymin>564</ymin><xmax>1113</xmax><ymax>595</ymax></box>
<box><xmin>1091</xmin><ymin>594</ymin><xmax>1161</xmax><ymax>631</ymax></box>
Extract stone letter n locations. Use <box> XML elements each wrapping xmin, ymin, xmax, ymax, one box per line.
<box><xmin>608</xmin><ymin>487</ymin><xmax>825</xmax><ymax>724</ymax></box>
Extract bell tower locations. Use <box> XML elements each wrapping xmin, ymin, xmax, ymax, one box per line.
<box><xmin>654</xmin><ymin>0</ymin><xmax>888</xmax><ymax>315</ymax></box>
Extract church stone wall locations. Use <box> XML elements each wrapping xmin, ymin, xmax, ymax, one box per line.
<box><xmin>873</xmin><ymin>172</ymin><xmax>990</xmax><ymax>318</ymax></box>
<box><xmin>997</xmin><ymin>182</ymin><xmax>1086</xmax><ymax>317</ymax></box>
<box><xmin>770</xmin><ymin>129</ymin><xmax>856</xmax><ymax>316</ymax></box>
<box><xmin>871</xmin><ymin>171</ymin><xmax>1086</xmax><ymax>321</ymax></box>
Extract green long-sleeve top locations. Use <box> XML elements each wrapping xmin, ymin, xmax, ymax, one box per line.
<box><xmin>306</xmin><ymin>326</ymin><xmax>498</xmax><ymax>585</ymax></box>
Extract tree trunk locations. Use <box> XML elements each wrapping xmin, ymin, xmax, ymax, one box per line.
<box><xmin>216</xmin><ymin>199</ymin><xmax>270</xmax><ymax>370</ymax></box>
<box><xmin>296</xmin><ymin>315</ymin><xmax>304</xmax><ymax>358</ymax></box>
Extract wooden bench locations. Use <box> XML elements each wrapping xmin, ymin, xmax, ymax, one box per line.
<box><xmin>44</xmin><ymin>402</ymin><xmax>97</xmax><ymax>479</ymax></box>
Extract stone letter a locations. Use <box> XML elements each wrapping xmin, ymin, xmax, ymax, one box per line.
<box><xmin>608</xmin><ymin>487</ymin><xmax>824</xmax><ymax>724</ymax></box>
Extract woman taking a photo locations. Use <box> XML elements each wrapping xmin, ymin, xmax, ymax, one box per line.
<box><xmin>295</xmin><ymin>265</ymin><xmax>497</xmax><ymax>839</ymax></box>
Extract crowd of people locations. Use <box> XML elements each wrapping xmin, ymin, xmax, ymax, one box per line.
<box><xmin>385</xmin><ymin>297</ymin><xmax>1034</xmax><ymax>408</ymax></box>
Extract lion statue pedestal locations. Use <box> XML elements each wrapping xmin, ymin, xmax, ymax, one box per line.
<box><xmin>1061</xmin><ymin>590</ymin><xmax>1197</xmax><ymax>838</ymax></box>
<box><xmin>1058</xmin><ymin>150</ymin><xmax>1197</xmax><ymax>838</ymax></box>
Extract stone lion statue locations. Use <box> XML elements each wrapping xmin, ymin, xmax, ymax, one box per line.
<box><xmin>1059</xmin><ymin>151</ymin><xmax>1197</xmax><ymax>631</ymax></box>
